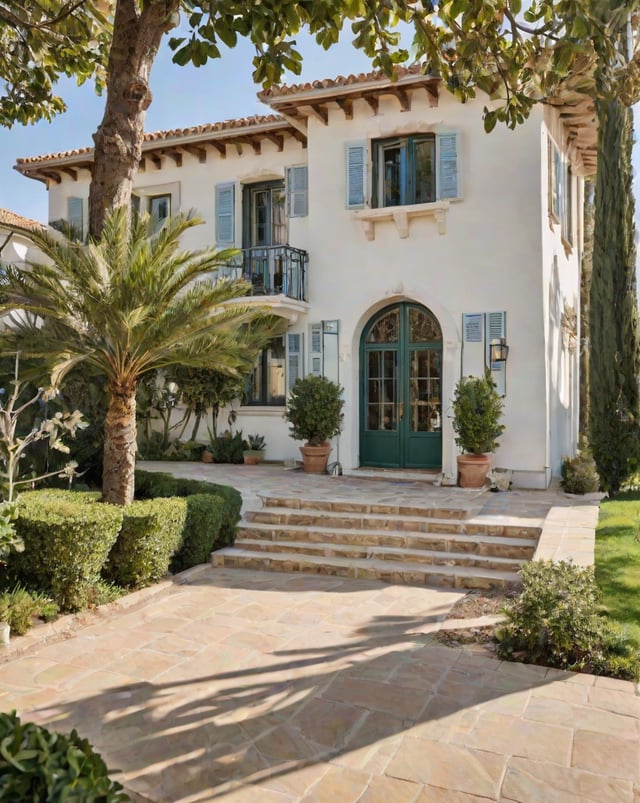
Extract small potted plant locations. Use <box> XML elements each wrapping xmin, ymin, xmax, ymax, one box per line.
<box><xmin>243</xmin><ymin>434</ymin><xmax>266</xmax><ymax>465</ymax></box>
<box><xmin>451</xmin><ymin>371</ymin><xmax>505</xmax><ymax>488</ymax></box>
<box><xmin>284</xmin><ymin>375</ymin><xmax>344</xmax><ymax>473</ymax></box>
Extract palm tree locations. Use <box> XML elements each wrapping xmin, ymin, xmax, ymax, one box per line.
<box><xmin>0</xmin><ymin>208</ymin><xmax>282</xmax><ymax>505</ymax></box>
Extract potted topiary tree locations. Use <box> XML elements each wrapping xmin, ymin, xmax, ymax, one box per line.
<box><xmin>451</xmin><ymin>371</ymin><xmax>505</xmax><ymax>488</ymax></box>
<box><xmin>284</xmin><ymin>375</ymin><xmax>344</xmax><ymax>473</ymax></box>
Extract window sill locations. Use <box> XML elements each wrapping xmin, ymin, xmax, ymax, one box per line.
<box><xmin>238</xmin><ymin>406</ymin><xmax>285</xmax><ymax>415</ymax></box>
<box><xmin>354</xmin><ymin>201</ymin><xmax>450</xmax><ymax>241</ymax></box>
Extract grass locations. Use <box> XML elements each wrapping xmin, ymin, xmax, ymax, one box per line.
<box><xmin>595</xmin><ymin>490</ymin><xmax>640</xmax><ymax>646</ymax></box>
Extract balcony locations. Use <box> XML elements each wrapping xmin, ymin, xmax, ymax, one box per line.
<box><xmin>221</xmin><ymin>244</ymin><xmax>308</xmax><ymax>303</ymax></box>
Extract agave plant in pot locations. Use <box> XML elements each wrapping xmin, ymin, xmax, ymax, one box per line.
<box><xmin>284</xmin><ymin>375</ymin><xmax>344</xmax><ymax>473</ymax></box>
<box><xmin>451</xmin><ymin>371</ymin><xmax>505</xmax><ymax>488</ymax></box>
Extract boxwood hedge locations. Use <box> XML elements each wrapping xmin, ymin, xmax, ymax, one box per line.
<box><xmin>8</xmin><ymin>491</ymin><xmax>123</xmax><ymax>611</ymax></box>
<box><xmin>135</xmin><ymin>470</ymin><xmax>241</xmax><ymax>570</ymax></box>
<box><xmin>105</xmin><ymin>496</ymin><xmax>187</xmax><ymax>588</ymax></box>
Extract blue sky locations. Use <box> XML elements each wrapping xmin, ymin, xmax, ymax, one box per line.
<box><xmin>0</xmin><ymin>31</ymin><xmax>638</xmax><ymax>224</ymax></box>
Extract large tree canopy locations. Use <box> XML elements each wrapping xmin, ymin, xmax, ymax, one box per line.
<box><xmin>0</xmin><ymin>0</ymin><xmax>111</xmax><ymax>127</ymax></box>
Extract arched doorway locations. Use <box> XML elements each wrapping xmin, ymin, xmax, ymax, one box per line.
<box><xmin>360</xmin><ymin>302</ymin><xmax>442</xmax><ymax>469</ymax></box>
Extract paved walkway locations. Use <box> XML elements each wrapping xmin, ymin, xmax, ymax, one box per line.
<box><xmin>0</xmin><ymin>464</ymin><xmax>632</xmax><ymax>802</ymax></box>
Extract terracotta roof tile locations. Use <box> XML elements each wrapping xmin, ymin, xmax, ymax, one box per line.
<box><xmin>0</xmin><ymin>208</ymin><xmax>44</xmax><ymax>231</ymax></box>
<box><xmin>16</xmin><ymin>114</ymin><xmax>288</xmax><ymax>167</ymax></box>
<box><xmin>259</xmin><ymin>64</ymin><xmax>431</xmax><ymax>99</ymax></box>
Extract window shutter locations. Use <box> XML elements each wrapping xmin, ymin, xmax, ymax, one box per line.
<box><xmin>286</xmin><ymin>332</ymin><xmax>304</xmax><ymax>392</ymax></box>
<box><xmin>215</xmin><ymin>182</ymin><xmax>235</xmax><ymax>245</ymax></box>
<box><xmin>486</xmin><ymin>311</ymin><xmax>506</xmax><ymax>369</ymax></box>
<box><xmin>286</xmin><ymin>166</ymin><xmax>308</xmax><ymax>218</ymax></box>
<box><xmin>346</xmin><ymin>142</ymin><xmax>367</xmax><ymax>209</ymax></box>
<box><xmin>436</xmin><ymin>132</ymin><xmax>460</xmax><ymax>200</ymax></box>
<box><xmin>67</xmin><ymin>197</ymin><xmax>84</xmax><ymax>240</ymax></box>
<box><xmin>308</xmin><ymin>323</ymin><xmax>323</xmax><ymax>376</ymax></box>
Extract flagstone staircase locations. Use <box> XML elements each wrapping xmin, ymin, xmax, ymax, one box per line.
<box><xmin>212</xmin><ymin>494</ymin><xmax>541</xmax><ymax>590</ymax></box>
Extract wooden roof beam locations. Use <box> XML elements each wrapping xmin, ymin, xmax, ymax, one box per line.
<box><xmin>391</xmin><ymin>87</ymin><xmax>411</xmax><ymax>112</ymax></box>
<box><xmin>365</xmin><ymin>95</ymin><xmax>379</xmax><ymax>115</ymax></box>
<box><xmin>40</xmin><ymin>170</ymin><xmax>62</xmax><ymax>185</ymax></box>
<box><xmin>263</xmin><ymin>132</ymin><xmax>285</xmax><ymax>151</ymax></box>
<box><xmin>300</xmin><ymin>103</ymin><xmax>329</xmax><ymax>125</ymax></box>
<box><xmin>424</xmin><ymin>83</ymin><xmax>439</xmax><ymax>107</ymax></box>
<box><xmin>151</xmin><ymin>153</ymin><xmax>162</xmax><ymax>170</ymax></box>
<box><xmin>182</xmin><ymin>144</ymin><xmax>207</xmax><ymax>163</ymax></box>
<box><xmin>211</xmin><ymin>141</ymin><xmax>227</xmax><ymax>158</ymax></box>
<box><xmin>288</xmin><ymin>128</ymin><xmax>308</xmax><ymax>147</ymax></box>
<box><xmin>336</xmin><ymin>98</ymin><xmax>354</xmax><ymax>120</ymax></box>
<box><xmin>61</xmin><ymin>167</ymin><xmax>78</xmax><ymax>181</ymax></box>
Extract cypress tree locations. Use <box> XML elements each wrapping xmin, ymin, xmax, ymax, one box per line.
<box><xmin>589</xmin><ymin>99</ymin><xmax>640</xmax><ymax>495</ymax></box>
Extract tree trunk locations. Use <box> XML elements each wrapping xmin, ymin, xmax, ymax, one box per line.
<box><xmin>102</xmin><ymin>383</ymin><xmax>137</xmax><ymax>505</ymax></box>
<box><xmin>88</xmin><ymin>0</ymin><xmax>179</xmax><ymax>238</ymax></box>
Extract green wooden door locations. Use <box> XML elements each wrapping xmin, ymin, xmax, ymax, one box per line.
<box><xmin>360</xmin><ymin>303</ymin><xmax>442</xmax><ymax>469</ymax></box>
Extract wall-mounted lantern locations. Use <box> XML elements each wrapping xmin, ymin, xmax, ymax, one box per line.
<box><xmin>490</xmin><ymin>337</ymin><xmax>509</xmax><ymax>365</ymax></box>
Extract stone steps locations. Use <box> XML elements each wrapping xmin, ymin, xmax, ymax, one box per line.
<box><xmin>212</xmin><ymin>495</ymin><xmax>539</xmax><ymax>591</ymax></box>
<box><xmin>212</xmin><ymin>548</ymin><xmax>520</xmax><ymax>590</ymax></box>
<box><xmin>234</xmin><ymin>537</ymin><xmax>526</xmax><ymax>573</ymax></box>
<box><xmin>245</xmin><ymin>507</ymin><xmax>540</xmax><ymax>540</ymax></box>
<box><xmin>239</xmin><ymin>522</ymin><xmax>537</xmax><ymax>561</ymax></box>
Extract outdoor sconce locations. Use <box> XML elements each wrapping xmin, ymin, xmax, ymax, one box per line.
<box><xmin>490</xmin><ymin>338</ymin><xmax>509</xmax><ymax>364</ymax></box>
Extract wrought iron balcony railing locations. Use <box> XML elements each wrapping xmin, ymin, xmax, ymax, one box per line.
<box><xmin>219</xmin><ymin>244</ymin><xmax>308</xmax><ymax>302</ymax></box>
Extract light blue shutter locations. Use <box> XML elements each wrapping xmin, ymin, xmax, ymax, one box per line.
<box><xmin>286</xmin><ymin>332</ymin><xmax>304</xmax><ymax>392</ymax></box>
<box><xmin>215</xmin><ymin>182</ymin><xmax>235</xmax><ymax>245</ymax></box>
<box><xmin>308</xmin><ymin>323</ymin><xmax>323</xmax><ymax>376</ymax></box>
<box><xmin>346</xmin><ymin>142</ymin><xmax>367</xmax><ymax>209</ymax></box>
<box><xmin>486</xmin><ymin>311</ymin><xmax>506</xmax><ymax>369</ymax></box>
<box><xmin>286</xmin><ymin>166</ymin><xmax>308</xmax><ymax>218</ymax></box>
<box><xmin>67</xmin><ymin>197</ymin><xmax>84</xmax><ymax>240</ymax></box>
<box><xmin>437</xmin><ymin>132</ymin><xmax>460</xmax><ymax>200</ymax></box>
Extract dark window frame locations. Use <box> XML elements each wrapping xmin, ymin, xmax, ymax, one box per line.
<box><xmin>372</xmin><ymin>134</ymin><xmax>436</xmax><ymax>209</ymax></box>
<box><xmin>244</xmin><ymin>335</ymin><xmax>287</xmax><ymax>406</ymax></box>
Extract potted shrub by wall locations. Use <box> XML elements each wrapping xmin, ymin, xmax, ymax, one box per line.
<box><xmin>284</xmin><ymin>375</ymin><xmax>344</xmax><ymax>473</ymax></box>
<box><xmin>451</xmin><ymin>371</ymin><xmax>505</xmax><ymax>488</ymax></box>
<box><xmin>243</xmin><ymin>434</ymin><xmax>266</xmax><ymax>465</ymax></box>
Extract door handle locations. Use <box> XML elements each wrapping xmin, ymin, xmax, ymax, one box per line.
<box><xmin>398</xmin><ymin>402</ymin><xmax>404</xmax><ymax>420</ymax></box>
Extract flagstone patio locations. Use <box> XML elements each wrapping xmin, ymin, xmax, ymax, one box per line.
<box><xmin>0</xmin><ymin>464</ymin><xmax>634</xmax><ymax>802</ymax></box>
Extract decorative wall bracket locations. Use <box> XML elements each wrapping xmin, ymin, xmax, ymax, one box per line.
<box><xmin>354</xmin><ymin>201</ymin><xmax>450</xmax><ymax>241</ymax></box>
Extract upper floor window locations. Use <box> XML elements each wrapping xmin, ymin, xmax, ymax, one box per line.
<box><xmin>548</xmin><ymin>138</ymin><xmax>573</xmax><ymax>246</ymax></box>
<box><xmin>347</xmin><ymin>132</ymin><xmax>460</xmax><ymax>210</ymax></box>
<box><xmin>132</xmin><ymin>192</ymin><xmax>171</xmax><ymax>233</ymax></box>
<box><xmin>374</xmin><ymin>135</ymin><xmax>435</xmax><ymax>207</ymax></box>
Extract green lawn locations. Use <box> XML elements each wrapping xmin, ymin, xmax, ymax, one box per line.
<box><xmin>595</xmin><ymin>491</ymin><xmax>640</xmax><ymax>646</ymax></box>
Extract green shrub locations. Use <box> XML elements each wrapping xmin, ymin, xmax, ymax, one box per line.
<box><xmin>171</xmin><ymin>494</ymin><xmax>226</xmax><ymax>572</ymax></box>
<box><xmin>495</xmin><ymin>560</ymin><xmax>640</xmax><ymax>680</ymax></box>
<box><xmin>561</xmin><ymin>450</ymin><xmax>601</xmax><ymax>494</ymax></box>
<box><xmin>105</xmin><ymin>497</ymin><xmax>187</xmax><ymax>588</ymax></box>
<box><xmin>7</xmin><ymin>491</ymin><xmax>123</xmax><ymax>611</ymax></box>
<box><xmin>0</xmin><ymin>710</ymin><xmax>129</xmax><ymax>802</ymax></box>
<box><xmin>284</xmin><ymin>375</ymin><xmax>344</xmax><ymax>446</ymax></box>
<box><xmin>210</xmin><ymin>430</ymin><xmax>244</xmax><ymax>463</ymax></box>
<box><xmin>0</xmin><ymin>585</ymin><xmax>58</xmax><ymax>635</ymax></box>
<box><xmin>135</xmin><ymin>470</ymin><xmax>241</xmax><ymax>562</ymax></box>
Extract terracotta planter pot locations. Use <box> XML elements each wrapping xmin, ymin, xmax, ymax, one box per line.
<box><xmin>201</xmin><ymin>449</ymin><xmax>214</xmax><ymax>464</ymax></box>
<box><xmin>299</xmin><ymin>442</ymin><xmax>332</xmax><ymax>474</ymax></box>
<box><xmin>457</xmin><ymin>453</ymin><xmax>491</xmax><ymax>488</ymax></box>
<box><xmin>243</xmin><ymin>451</ymin><xmax>263</xmax><ymax>465</ymax></box>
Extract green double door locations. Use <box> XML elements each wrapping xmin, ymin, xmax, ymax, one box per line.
<box><xmin>360</xmin><ymin>303</ymin><xmax>442</xmax><ymax>469</ymax></box>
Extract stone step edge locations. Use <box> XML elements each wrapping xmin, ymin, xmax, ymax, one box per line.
<box><xmin>244</xmin><ymin>510</ymin><xmax>542</xmax><ymax>539</ymax></box>
<box><xmin>257</xmin><ymin>493</ymin><xmax>479</xmax><ymax>520</ymax></box>
<box><xmin>213</xmin><ymin>547</ymin><xmax>521</xmax><ymax>582</ymax></box>
<box><xmin>238</xmin><ymin>521</ymin><xmax>539</xmax><ymax>548</ymax></box>
<box><xmin>234</xmin><ymin>538</ymin><xmax>528</xmax><ymax>569</ymax></box>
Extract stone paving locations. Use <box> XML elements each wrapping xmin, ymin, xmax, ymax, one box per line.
<box><xmin>0</xmin><ymin>463</ymin><xmax>632</xmax><ymax>802</ymax></box>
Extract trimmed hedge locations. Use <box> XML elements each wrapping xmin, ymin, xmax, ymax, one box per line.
<box><xmin>135</xmin><ymin>470</ymin><xmax>242</xmax><ymax>570</ymax></box>
<box><xmin>8</xmin><ymin>491</ymin><xmax>123</xmax><ymax>611</ymax></box>
<box><xmin>105</xmin><ymin>497</ymin><xmax>187</xmax><ymax>588</ymax></box>
<box><xmin>0</xmin><ymin>710</ymin><xmax>129</xmax><ymax>802</ymax></box>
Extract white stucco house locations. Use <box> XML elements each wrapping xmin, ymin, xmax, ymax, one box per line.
<box><xmin>0</xmin><ymin>208</ymin><xmax>43</xmax><ymax>269</ymax></box>
<box><xmin>15</xmin><ymin>66</ymin><xmax>596</xmax><ymax>488</ymax></box>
